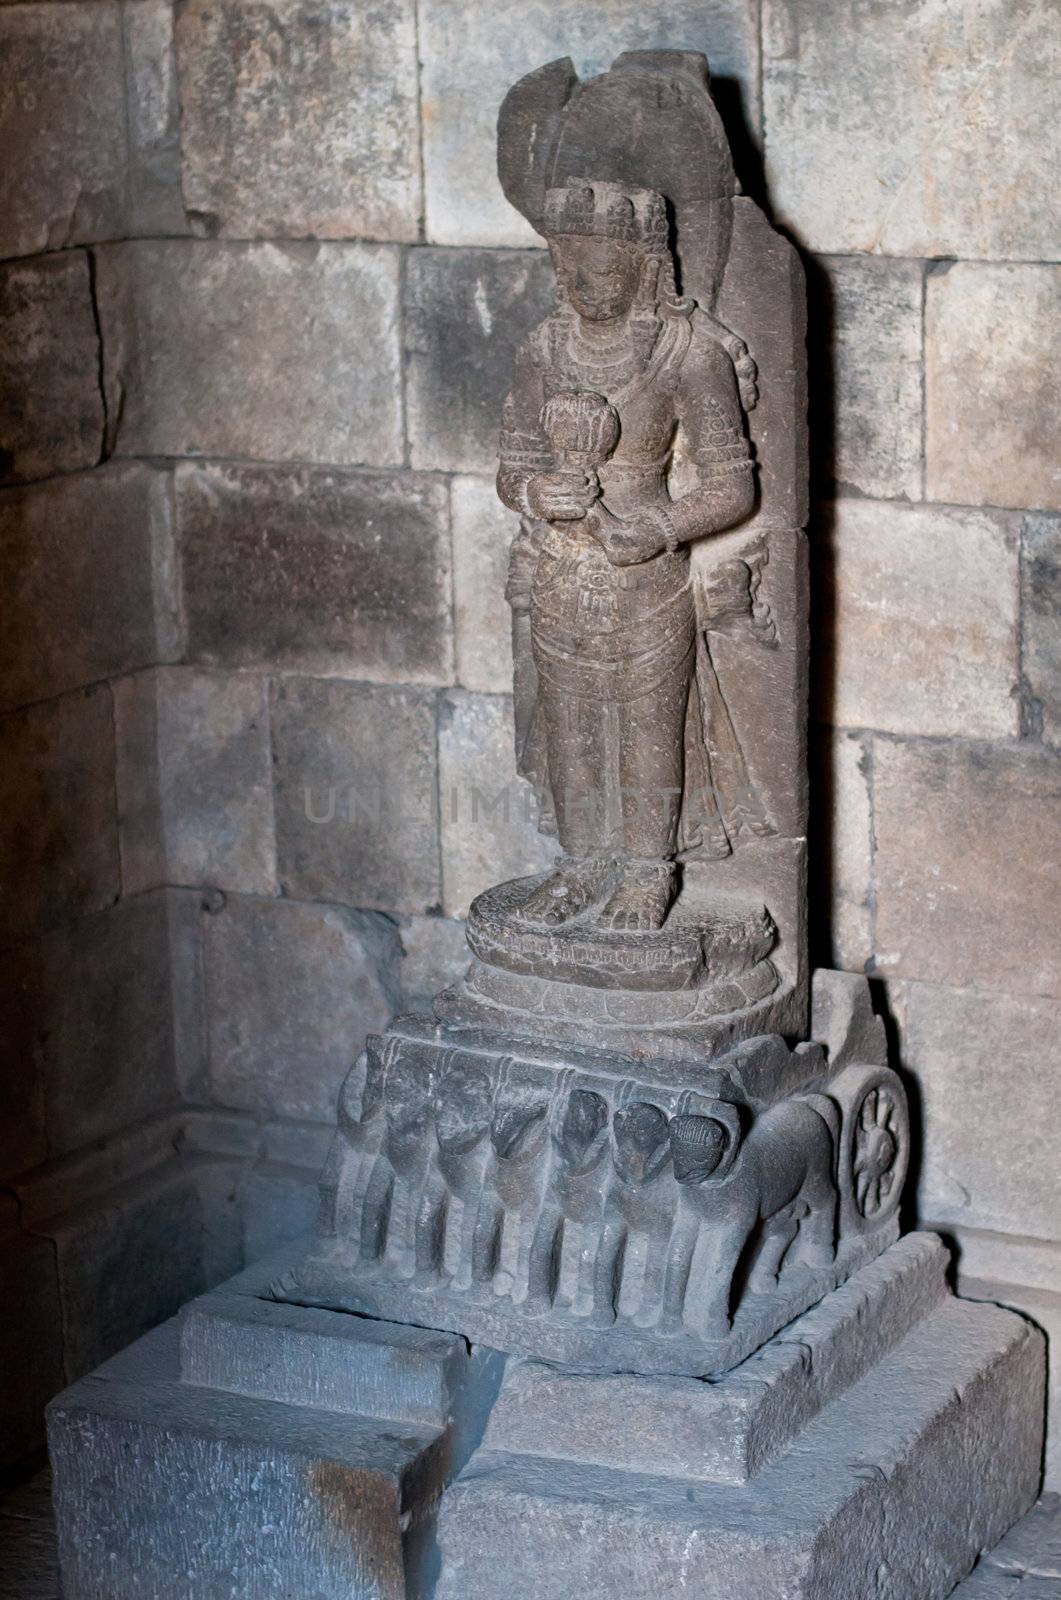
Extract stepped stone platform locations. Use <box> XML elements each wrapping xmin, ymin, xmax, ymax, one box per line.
<box><xmin>45</xmin><ymin>1233</ymin><xmax>1045</xmax><ymax>1600</ymax></box>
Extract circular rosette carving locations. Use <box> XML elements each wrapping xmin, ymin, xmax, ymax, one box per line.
<box><xmin>830</xmin><ymin>1065</ymin><xmax>910</xmax><ymax>1235</ymax></box>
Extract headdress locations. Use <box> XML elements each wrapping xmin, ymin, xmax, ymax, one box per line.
<box><xmin>542</xmin><ymin>178</ymin><xmax>668</xmax><ymax>254</ymax></box>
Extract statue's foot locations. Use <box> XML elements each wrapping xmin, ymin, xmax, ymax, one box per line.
<box><xmin>517</xmin><ymin>856</ymin><xmax>613</xmax><ymax>926</ymax></box>
<box><xmin>597</xmin><ymin>860</ymin><xmax>677</xmax><ymax>932</ymax></box>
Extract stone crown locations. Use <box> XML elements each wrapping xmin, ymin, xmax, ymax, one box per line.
<box><xmin>543</xmin><ymin>177</ymin><xmax>669</xmax><ymax>253</ymax></box>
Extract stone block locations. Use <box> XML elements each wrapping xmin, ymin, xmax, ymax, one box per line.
<box><xmin>872</xmin><ymin>738</ymin><xmax>1061</xmax><ymax>999</ymax></box>
<box><xmin>0</xmin><ymin>2</ymin><xmax>126</xmax><ymax>259</ymax></box>
<box><xmin>0</xmin><ymin>686</ymin><xmax>119</xmax><ymax>947</ymax></box>
<box><xmin>978</xmin><ymin>1492</ymin><xmax>1061</xmax><ymax>1578</ymax></box>
<box><xmin>810</xmin><ymin>967</ymin><xmax>888</xmax><ymax>1072</ymax></box>
<box><xmin>0</xmin><ymin>462</ymin><xmax>180</xmax><ymax>715</ymax></box>
<box><xmin>176</xmin><ymin>0</ymin><xmax>421</xmax><ymax>241</ymax></box>
<box><xmin>2</xmin><ymin>892</ymin><xmax>182</xmax><ymax>1160</ymax></box>
<box><xmin>437</xmin><ymin>690</ymin><xmax>554</xmax><ymax>918</ymax></box>
<box><xmin>40</xmin><ymin>1164</ymin><xmax>209</xmax><ymax>1380</ymax></box>
<box><xmin>48</xmin><ymin>1321</ymin><xmax>444</xmax><ymax>1600</ymax></box>
<box><xmin>926</xmin><ymin>264</ymin><xmax>1061</xmax><ymax>513</ymax></box>
<box><xmin>483</xmin><ymin>1235</ymin><xmax>948</xmax><ymax>1485</ymax></box>
<box><xmin>1022</xmin><ymin>514</ymin><xmax>1061</xmax><ymax>747</ymax></box>
<box><xmin>96</xmin><ymin>240</ymin><xmax>403</xmax><ymax>466</ymax></box>
<box><xmin>176</xmin><ymin>461</ymin><xmax>453</xmax><ymax>682</ymax></box>
<box><xmin>811</xmin><ymin>256</ymin><xmax>923</xmax><ymax>501</ymax></box>
<box><xmin>202</xmin><ymin>893</ymin><xmax>400</xmax><ymax>1122</ymax></box>
<box><xmin>818</xmin><ymin>499</ymin><xmax>1021</xmax><ymax>740</ymax></box>
<box><xmin>399</xmin><ymin>915</ymin><xmax>469</xmax><ymax>1008</ymax></box>
<box><xmin>405</xmin><ymin>248</ymin><xmax>556</xmax><ymax>473</ymax></box>
<box><xmin>451</xmin><ymin>474</ymin><xmax>518</xmax><ymax>694</ymax></box>
<box><xmin>181</xmin><ymin>1295</ymin><xmax>468</xmax><ymax>1424</ymax></box>
<box><xmin>124</xmin><ymin>0</ymin><xmax>187</xmax><ymax>235</ymax></box>
<box><xmin>950</xmin><ymin>1231</ymin><xmax>1061</xmax><ymax>1301</ymax></box>
<box><xmin>438</xmin><ymin>1297</ymin><xmax>1044</xmax><ymax>1600</ymax></box>
<box><xmin>241</xmin><ymin>1164</ymin><xmax>320</xmax><ymax>1263</ymax></box>
<box><xmin>114</xmin><ymin>667</ymin><xmax>277</xmax><ymax>896</ymax></box>
<box><xmin>810</xmin><ymin>729</ymin><xmax>872</xmax><ymax>973</ymax></box>
<box><xmin>419</xmin><ymin>2</ymin><xmax>760</xmax><ymax>246</ymax></box>
<box><xmin>890</xmin><ymin>978</ymin><xmax>1061</xmax><ymax>1241</ymax></box>
<box><xmin>959</xmin><ymin>1281</ymin><xmax>1061</xmax><ymax>1492</ymax></box>
<box><xmin>0</xmin><ymin>1209</ymin><xmax>64</xmax><ymax>1469</ymax></box>
<box><xmin>0</xmin><ymin>252</ymin><xmax>102</xmax><ymax>486</ymax></box>
<box><xmin>0</xmin><ymin>1506</ymin><xmax>61</xmax><ymax>1600</ymax></box>
<box><xmin>271</xmin><ymin>678</ymin><xmax>441</xmax><ymax>915</ymax></box>
<box><xmin>762</xmin><ymin>0</ymin><xmax>1060</xmax><ymax>260</ymax></box>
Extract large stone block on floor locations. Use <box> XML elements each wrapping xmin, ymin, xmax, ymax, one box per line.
<box><xmin>271</xmin><ymin>678</ymin><xmax>442</xmax><ymax>915</ymax></box>
<box><xmin>0</xmin><ymin>687</ymin><xmax>119</xmax><ymax>947</ymax></box>
<box><xmin>926</xmin><ymin>263</ymin><xmax>1061</xmax><ymax>513</ymax></box>
<box><xmin>0</xmin><ymin>252</ymin><xmax>102</xmax><ymax>486</ymax></box>
<box><xmin>1022</xmin><ymin>514</ymin><xmax>1061</xmax><ymax>746</ymax></box>
<box><xmin>871</xmin><ymin>738</ymin><xmax>1061</xmax><ymax>1000</ymax></box>
<box><xmin>175</xmin><ymin>461</ymin><xmax>453</xmax><ymax>682</ymax></box>
<box><xmin>890</xmin><ymin>979</ymin><xmax>1061</xmax><ymax>1242</ymax></box>
<box><xmin>176</xmin><ymin>0</ymin><xmax>421</xmax><ymax>241</ymax></box>
<box><xmin>0</xmin><ymin>463</ymin><xmax>180</xmax><ymax>715</ymax></box>
<box><xmin>811</xmin><ymin>256</ymin><xmax>923</xmax><ymax>502</ymax></box>
<box><xmin>114</xmin><ymin>668</ymin><xmax>277</xmax><ymax>896</ymax></box>
<box><xmin>405</xmin><ymin>248</ymin><xmax>556</xmax><ymax>473</ymax></box>
<box><xmin>202</xmin><ymin>893</ymin><xmax>400</xmax><ymax>1123</ymax></box>
<box><xmin>418</xmin><ymin>0</ymin><xmax>760</xmax><ymax>246</ymax></box>
<box><xmin>763</xmin><ymin>0</ymin><xmax>1060</xmax><ymax>260</ymax></box>
<box><xmin>437</xmin><ymin>1295</ymin><xmax>1044</xmax><ymax>1599</ymax></box>
<box><xmin>0</xmin><ymin>3</ymin><xmax>127</xmax><ymax>259</ymax></box>
<box><xmin>96</xmin><ymin>240</ymin><xmax>403</xmax><ymax>466</ymax></box>
<box><xmin>818</xmin><ymin>500</ymin><xmax>1021</xmax><ymax>740</ymax></box>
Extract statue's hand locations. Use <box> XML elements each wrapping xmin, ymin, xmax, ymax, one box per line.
<box><xmin>586</xmin><ymin>505</ymin><xmax>667</xmax><ymax>566</ymax></box>
<box><xmin>526</xmin><ymin>471</ymin><xmax>599</xmax><ymax>523</ymax></box>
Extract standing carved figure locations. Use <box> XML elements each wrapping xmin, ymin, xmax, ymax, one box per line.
<box><xmin>498</xmin><ymin>177</ymin><xmax>759</xmax><ymax>933</ymax></box>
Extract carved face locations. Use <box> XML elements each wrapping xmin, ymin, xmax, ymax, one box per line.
<box><xmin>551</xmin><ymin>236</ymin><xmax>643</xmax><ymax>322</ymax></box>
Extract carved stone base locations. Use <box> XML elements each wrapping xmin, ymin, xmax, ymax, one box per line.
<box><xmin>280</xmin><ymin>1011</ymin><xmax>910</xmax><ymax>1377</ymax></box>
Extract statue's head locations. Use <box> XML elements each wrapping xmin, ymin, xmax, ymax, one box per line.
<box><xmin>544</xmin><ymin>178</ymin><xmax>669</xmax><ymax>322</ymax></box>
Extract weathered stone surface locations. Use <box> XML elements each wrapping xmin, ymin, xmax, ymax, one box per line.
<box><xmin>0</xmin><ymin>1469</ymin><xmax>61</xmax><ymax>1597</ymax></box>
<box><xmin>48</xmin><ymin>1321</ymin><xmax>444</xmax><ymax>1600</ymax></box>
<box><xmin>0</xmin><ymin>2</ymin><xmax>127</xmax><ymax>259</ymax></box>
<box><xmin>202</xmin><ymin>894</ymin><xmax>399</xmax><ymax>1122</ymax></box>
<box><xmin>271</xmin><ymin>678</ymin><xmax>441</xmax><ymax>915</ymax></box>
<box><xmin>889</xmin><ymin>978</ymin><xmax>1061</xmax><ymax>1241</ymax></box>
<box><xmin>960</xmin><ymin>1281</ymin><xmax>1061</xmax><ymax>1493</ymax></box>
<box><xmin>399</xmin><ymin>914</ymin><xmax>469</xmax><ymax>1008</ymax></box>
<box><xmin>926</xmin><ymin>264</ymin><xmax>1061</xmax><ymax>513</ymax></box>
<box><xmin>1022</xmin><ymin>514</ymin><xmax>1061</xmax><ymax>747</ymax></box>
<box><xmin>810</xmin><ymin>730</ymin><xmax>872</xmax><ymax>973</ymax></box>
<box><xmin>0</xmin><ymin>1208</ymin><xmax>64</xmax><ymax>1469</ymax></box>
<box><xmin>181</xmin><ymin>1295</ymin><xmax>469</xmax><ymax>1423</ymax></box>
<box><xmin>241</xmin><ymin>1165</ymin><xmax>320</xmax><ymax>1263</ymax></box>
<box><xmin>483</xmin><ymin>1235</ymin><xmax>947</xmax><ymax>1484</ymax></box>
<box><xmin>872</xmin><ymin>738</ymin><xmax>1061</xmax><ymax>998</ymax></box>
<box><xmin>977</xmin><ymin>1491</ymin><xmax>1061</xmax><ymax>1578</ymax></box>
<box><xmin>819</xmin><ymin>500</ymin><xmax>1021</xmax><ymax>740</ymax></box>
<box><xmin>176</xmin><ymin>461</ymin><xmax>453</xmax><ymax>682</ymax></box>
<box><xmin>41</xmin><ymin>1165</ymin><xmax>209</xmax><ymax>1380</ymax></box>
<box><xmin>3</xmin><ymin>893</ymin><xmax>182</xmax><ymax>1160</ymax></box>
<box><xmin>810</xmin><ymin>967</ymin><xmax>888</xmax><ymax>1072</ymax></box>
<box><xmin>0</xmin><ymin>687</ymin><xmax>119</xmax><ymax>947</ymax></box>
<box><xmin>405</xmin><ymin>248</ymin><xmax>555</xmax><ymax>473</ymax></box>
<box><xmin>763</xmin><ymin>0</ymin><xmax>1061</xmax><ymax>260</ymax></box>
<box><xmin>124</xmin><ymin>0</ymin><xmax>187</xmax><ymax>235</ymax></box>
<box><xmin>811</xmin><ymin>256</ymin><xmax>923</xmax><ymax>501</ymax></box>
<box><xmin>951</xmin><ymin>1231</ymin><xmax>1061</xmax><ymax>1301</ymax></box>
<box><xmin>114</xmin><ymin>668</ymin><xmax>277</xmax><ymax>896</ymax></box>
<box><xmin>437</xmin><ymin>690</ymin><xmax>552</xmax><ymax>918</ymax></box>
<box><xmin>0</xmin><ymin>252</ymin><xmax>102</xmax><ymax>486</ymax></box>
<box><xmin>176</xmin><ymin>0</ymin><xmax>421</xmax><ymax>241</ymax></box>
<box><xmin>0</xmin><ymin>463</ymin><xmax>180</xmax><ymax>715</ymax></box>
<box><xmin>451</xmin><ymin>474</ymin><xmax>518</xmax><ymax>694</ymax></box>
<box><xmin>419</xmin><ymin>3</ymin><xmax>760</xmax><ymax>246</ymax></box>
<box><xmin>438</xmin><ymin>1297</ymin><xmax>1044</xmax><ymax>1600</ymax></box>
<box><xmin>96</xmin><ymin>240</ymin><xmax>403</xmax><ymax>465</ymax></box>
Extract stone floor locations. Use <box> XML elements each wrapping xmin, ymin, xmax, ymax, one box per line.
<box><xmin>0</xmin><ymin>1469</ymin><xmax>1055</xmax><ymax>1598</ymax></box>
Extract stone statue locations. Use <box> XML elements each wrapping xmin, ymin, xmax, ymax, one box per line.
<box><xmin>286</xmin><ymin>51</ymin><xmax>911</xmax><ymax>1381</ymax></box>
<box><xmin>498</xmin><ymin>177</ymin><xmax>762</xmax><ymax>934</ymax></box>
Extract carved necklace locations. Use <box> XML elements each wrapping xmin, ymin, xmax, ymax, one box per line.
<box><xmin>560</xmin><ymin>312</ymin><xmax>656</xmax><ymax>392</ymax></box>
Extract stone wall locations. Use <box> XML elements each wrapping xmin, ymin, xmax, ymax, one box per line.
<box><xmin>0</xmin><ymin>0</ymin><xmax>1057</xmax><ymax>1482</ymax></box>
